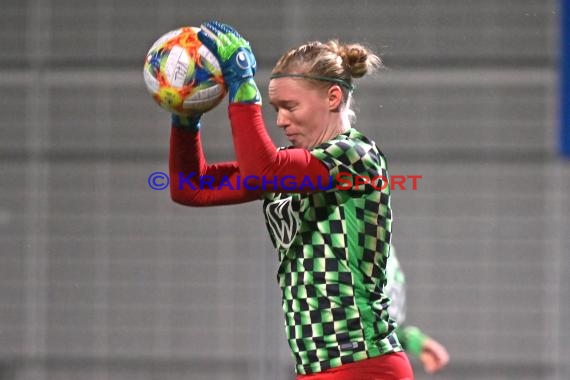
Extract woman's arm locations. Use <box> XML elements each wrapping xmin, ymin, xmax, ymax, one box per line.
<box><xmin>169</xmin><ymin>125</ymin><xmax>261</xmax><ymax>206</ymax></box>
<box><xmin>170</xmin><ymin>103</ymin><xmax>333</xmax><ymax>207</ymax></box>
<box><xmin>228</xmin><ymin>103</ymin><xmax>331</xmax><ymax>191</ymax></box>
<box><xmin>395</xmin><ymin>325</ymin><xmax>450</xmax><ymax>373</ymax></box>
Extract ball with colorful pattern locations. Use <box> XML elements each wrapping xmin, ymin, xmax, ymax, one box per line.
<box><xmin>143</xmin><ymin>27</ymin><xmax>227</xmax><ymax>115</ymax></box>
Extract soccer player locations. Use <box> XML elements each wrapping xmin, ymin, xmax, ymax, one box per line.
<box><xmin>168</xmin><ymin>21</ymin><xmax>414</xmax><ymax>379</ymax></box>
<box><xmin>386</xmin><ymin>246</ymin><xmax>450</xmax><ymax>374</ymax></box>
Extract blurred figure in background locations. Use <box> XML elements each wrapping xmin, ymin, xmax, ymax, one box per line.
<box><xmin>386</xmin><ymin>245</ymin><xmax>450</xmax><ymax>374</ymax></box>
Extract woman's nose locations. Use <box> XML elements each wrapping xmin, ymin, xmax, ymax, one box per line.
<box><xmin>276</xmin><ymin>110</ymin><xmax>288</xmax><ymax>128</ymax></box>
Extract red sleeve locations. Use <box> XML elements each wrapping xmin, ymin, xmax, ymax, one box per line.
<box><xmin>228</xmin><ymin>104</ymin><xmax>331</xmax><ymax>191</ymax></box>
<box><xmin>169</xmin><ymin>126</ymin><xmax>261</xmax><ymax>206</ymax></box>
<box><xmin>169</xmin><ymin>104</ymin><xmax>332</xmax><ymax>207</ymax></box>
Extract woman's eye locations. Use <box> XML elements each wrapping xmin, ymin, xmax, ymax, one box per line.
<box><xmin>272</xmin><ymin>104</ymin><xmax>296</xmax><ymax>113</ymax></box>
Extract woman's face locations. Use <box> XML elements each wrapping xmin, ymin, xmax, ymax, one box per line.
<box><xmin>268</xmin><ymin>77</ymin><xmax>334</xmax><ymax>149</ymax></box>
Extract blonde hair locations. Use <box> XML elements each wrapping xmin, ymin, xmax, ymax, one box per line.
<box><xmin>271</xmin><ymin>40</ymin><xmax>382</xmax><ymax>119</ymax></box>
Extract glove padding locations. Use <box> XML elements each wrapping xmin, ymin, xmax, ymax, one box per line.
<box><xmin>198</xmin><ymin>21</ymin><xmax>261</xmax><ymax>105</ymax></box>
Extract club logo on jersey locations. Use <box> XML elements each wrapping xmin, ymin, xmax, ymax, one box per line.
<box><xmin>263</xmin><ymin>197</ymin><xmax>301</xmax><ymax>250</ymax></box>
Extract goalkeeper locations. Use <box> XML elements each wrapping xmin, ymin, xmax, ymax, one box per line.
<box><xmin>167</xmin><ymin>21</ymin><xmax>413</xmax><ymax>379</ymax></box>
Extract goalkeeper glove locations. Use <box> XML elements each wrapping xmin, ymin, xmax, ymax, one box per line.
<box><xmin>197</xmin><ymin>21</ymin><xmax>261</xmax><ymax>105</ymax></box>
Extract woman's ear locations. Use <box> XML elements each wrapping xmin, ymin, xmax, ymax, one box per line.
<box><xmin>327</xmin><ymin>85</ymin><xmax>343</xmax><ymax>111</ymax></box>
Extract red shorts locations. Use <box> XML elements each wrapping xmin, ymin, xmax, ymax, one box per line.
<box><xmin>296</xmin><ymin>352</ymin><xmax>414</xmax><ymax>380</ymax></box>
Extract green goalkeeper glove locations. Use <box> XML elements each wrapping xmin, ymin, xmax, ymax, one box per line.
<box><xmin>197</xmin><ymin>21</ymin><xmax>261</xmax><ymax>105</ymax></box>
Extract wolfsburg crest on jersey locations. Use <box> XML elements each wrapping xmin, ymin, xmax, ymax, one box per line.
<box><xmin>263</xmin><ymin>196</ymin><xmax>301</xmax><ymax>250</ymax></box>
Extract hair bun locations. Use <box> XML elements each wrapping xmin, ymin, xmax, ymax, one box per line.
<box><xmin>327</xmin><ymin>41</ymin><xmax>382</xmax><ymax>78</ymax></box>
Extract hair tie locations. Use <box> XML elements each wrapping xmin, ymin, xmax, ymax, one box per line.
<box><xmin>270</xmin><ymin>73</ymin><xmax>354</xmax><ymax>92</ymax></box>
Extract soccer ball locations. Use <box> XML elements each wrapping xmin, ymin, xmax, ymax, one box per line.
<box><xmin>143</xmin><ymin>27</ymin><xmax>226</xmax><ymax>115</ymax></box>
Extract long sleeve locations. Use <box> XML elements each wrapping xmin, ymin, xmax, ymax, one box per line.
<box><xmin>228</xmin><ymin>103</ymin><xmax>331</xmax><ymax>191</ymax></box>
<box><xmin>169</xmin><ymin>126</ymin><xmax>261</xmax><ymax>206</ymax></box>
<box><xmin>169</xmin><ymin>104</ymin><xmax>333</xmax><ymax>207</ymax></box>
<box><xmin>395</xmin><ymin>325</ymin><xmax>429</xmax><ymax>357</ymax></box>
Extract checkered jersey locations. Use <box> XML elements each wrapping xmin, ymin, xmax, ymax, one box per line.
<box><xmin>262</xmin><ymin>128</ymin><xmax>401</xmax><ymax>375</ymax></box>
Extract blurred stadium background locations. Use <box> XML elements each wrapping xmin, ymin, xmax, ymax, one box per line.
<box><xmin>0</xmin><ymin>0</ymin><xmax>568</xmax><ymax>379</ymax></box>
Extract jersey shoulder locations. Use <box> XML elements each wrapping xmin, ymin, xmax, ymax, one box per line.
<box><xmin>311</xmin><ymin>128</ymin><xmax>388</xmax><ymax>179</ymax></box>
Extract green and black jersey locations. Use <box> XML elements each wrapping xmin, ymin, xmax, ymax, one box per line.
<box><xmin>263</xmin><ymin>128</ymin><xmax>401</xmax><ymax>375</ymax></box>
